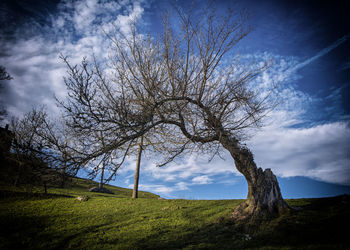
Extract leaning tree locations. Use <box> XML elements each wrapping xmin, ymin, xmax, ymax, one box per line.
<box><xmin>59</xmin><ymin>4</ymin><xmax>289</xmax><ymax>220</ymax></box>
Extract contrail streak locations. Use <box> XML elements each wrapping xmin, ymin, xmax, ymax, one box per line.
<box><xmin>288</xmin><ymin>32</ymin><xmax>350</xmax><ymax>74</ymax></box>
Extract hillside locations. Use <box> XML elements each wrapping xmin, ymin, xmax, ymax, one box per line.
<box><xmin>0</xmin><ymin>178</ymin><xmax>349</xmax><ymax>249</ymax></box>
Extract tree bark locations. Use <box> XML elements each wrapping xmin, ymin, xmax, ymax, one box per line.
<box><xmin>132</xmin><ymin>136</ymin><xmax>143</xmax><ymax>199</ymax></box>
<box><xmin>220</xmin><ymin>136</ymin><xmax>289</xmax><ymax>221</ymax></box>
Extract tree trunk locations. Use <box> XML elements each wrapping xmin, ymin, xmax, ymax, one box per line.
<box><xmin>60</xmin><ymin>164</ymin><xmax>67</xmax><ymax>188</ymax></box>
<box><xmin>132</xmin><ymin>136</ymin><xmax>143</xmax><ymax>199</ymax></box>
<box><xmin>99</xmin><ymin>163</ymin><xmax>105</xmax><ymax>189</ymax></box>
<box><xmin>220</xmin><ymin>136</ymin><xmax>289</xmax><ymax>221</ymax></box>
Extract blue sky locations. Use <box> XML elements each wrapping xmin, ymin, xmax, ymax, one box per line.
<box><xmin>0</xmin><ymin>0</ymin><xmax>349</xmax><ymax>199</ymax></box>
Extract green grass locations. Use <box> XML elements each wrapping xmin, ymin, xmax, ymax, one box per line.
<box><xmin>0</xmin><ymin>179</ymin><xmax>349</xmax><ymax>249</ymax></box>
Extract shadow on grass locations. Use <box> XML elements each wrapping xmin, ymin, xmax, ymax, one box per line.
<box><xmin>128</xmin><ymin>218</ymin><xmax>242</xmax><ymax>249</ymax></box>
<box><xmin>101</xmin><ymin>196</ymin><xmax>350</xmax><ymax>249</ymax></box>
<box><xmin>245</xmin><ymin>195</ymin><xmax>350</xmax><ymax>249</ymax></box>
<box><xmin>0</xmin><ymin>213</ymin><xmax>116</xmax><ymax>250</ymax></box>
<box><xmin>52</xmin><ymin>223</ymin><xmax>114</xmax><ymax>250</ymax></box>
<box><xmin>0</xmin><ymin>214</ymin><xmax>53</xmax><ymax>250</ymax></box>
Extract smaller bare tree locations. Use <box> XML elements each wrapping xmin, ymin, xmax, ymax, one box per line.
<box><xmin>9</xmin><ymin>108</ymin><xmax>58</xmax><ymax>192</ymax></box>
<box><xmin>37</xmin><ymin>114</ymin><xmax>80</xmax><ymax>188</ymax></box>
<box><xmin>7</xmin><ymin>107</ymin><xmax>82</xmax><ymax>192</ymax></box>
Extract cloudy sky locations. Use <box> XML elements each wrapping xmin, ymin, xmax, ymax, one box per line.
<box><xmin>0</xmin><ymin>0</ymin><xmax>349</xmax><ymax>199</ymax></box>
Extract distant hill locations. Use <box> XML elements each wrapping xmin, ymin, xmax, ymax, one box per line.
<box><xmin>0</xmin><ymin>176</ymin><xmax>160</xmax><ymax>199</ymax></box>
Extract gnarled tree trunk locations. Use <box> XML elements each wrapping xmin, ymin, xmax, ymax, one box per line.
<box><xmin>221</xmin><ymin>136</ymin><xmax>289</xmax><ymax>221</ymax></box>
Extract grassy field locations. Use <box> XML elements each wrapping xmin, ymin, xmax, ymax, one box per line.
<box><xmin>0</xmin><ymin>178</ymin><xmax>349</xmax><ymax>249</ymax></box>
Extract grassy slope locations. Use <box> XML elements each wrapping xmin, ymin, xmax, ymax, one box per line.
<box><xmin>0</xmin><ymin>179</ymin><xmax>349</xmax><ymax>250</ymax></box>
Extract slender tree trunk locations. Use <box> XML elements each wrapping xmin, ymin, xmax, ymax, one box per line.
<box><xmin>132</xmin><ymin>136</ymin><xmax>143</xmax><ymax>199</ymax></box>
<box><xmin>99</xmin><ymin>162</ymin><xmax>105</xmax><ymax>189</ymax></box>
<box><xmin>14</xmin><ymin>174</ymin><xmax>20</xmax><ymax>187</ymax></box>
<box><xmin>60</xmin><ymin>164</ymin><xmax>67</xmax><ymax>188</ymax></box>
<box><xmin>220</xmin><ymin>136</ymin><xmax>289</xmax><ymax>221</ymax></box>
<box><xmin>44</xmin><ymin>181</ymin><xmax>47</xmax><ymax>194</ymax></box>
<box><xmin>98</xmin><ymin>132</ymin><xmax>106</xmax><ymax>190</ymax></box>
<box><xmin>60</xmin><ymin>151</ymin><xmax>70</xmax><ymax>188</ymax></box>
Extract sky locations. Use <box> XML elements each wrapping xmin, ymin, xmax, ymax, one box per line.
<box><xmin>0</xmin><ymin>0</ymin><xmax>349</xmax><ymax>199</ymax></box>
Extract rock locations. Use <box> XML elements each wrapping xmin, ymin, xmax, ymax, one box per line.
<box><xmin>341</xmin><ymin>194</ymin><xmax>350</xmax><ymax>203</ymax></box>
<box><xmin>158</xmin><ymin>197</ymin><xmax>166</xmax><ymax>200</ymax></box>
<box><xmin>88</xmin><ymin>186</ymin><xmax>114</xmax><ymax>194</ymax></box>
<box><xmin>244</xmin><ymin>234</ymin><xmax>252</xmax><ymax>241</ymax></box>
<box><xmin>236</xmin><ymin>233</ymin><xmax>252</xmax><ymax>241</ymax></box>
<box><xmin>291</xmin><ymin>206</ymin><xmax>303</xmax><ymax>211</ymax></box>
<box><xmin>77</xmin><ymin>195</ymin><xmax>89</xmax><ymax>201</ymax></box>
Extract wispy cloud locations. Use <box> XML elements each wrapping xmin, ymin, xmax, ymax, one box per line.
<box><xmin>340</xmin><ymin>61</ymin><xmax>350</xmax><ymax>71</ymax></box>
<box><xmin>287</xmin><ymin>33</ymin><xmax>350</xmax><ymax>74</ymax></box>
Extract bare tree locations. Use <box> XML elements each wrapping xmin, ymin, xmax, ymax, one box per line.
<box><xmin>38</xmin><ymin>114</ymin><xmax>80</xmax><ymax>187</ymax></box>
<box><xmin>37</xmin><ymin>109</ymin><xmax>129</xmax><ymax>190</ymax></box>
<box><xmin>9</xmin><ymin>108</ymin><xmax>59</xmax><ymax>192</ymax></box>
<box><xmin>59</xmin><ymin>4</ymin><xmax>289</xmax><ymax>220</ymax></box>
<box><xmin>8</xmin><ymin>107</ymin><xmax>82</xmax><ymax>191</ymax></box>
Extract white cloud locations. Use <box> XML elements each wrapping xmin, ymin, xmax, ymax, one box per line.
<box><xmin>115</xmin><ymin>1</ymin><xmax>144</xmax><ymax>36</ymax></box>
<box><xmin>135</xmin><ymin>183</ymin><xmax>175</xmax><ymax>196</ymax></box>
<box><xmin>192</xmin><ymin>175</ymin><xmax>213</xmax><ymax>185</ymax></box>
<box><xmin>175</xmin><ymin>182</ymin><xmax>190</xmax><ymax>190</ymax></box>
<box><xmin>249</xmin><ymin>121</ymin><xmax>350</xmax><ymax>185</ymax></box>
<box><xmin>0</xmin><ymin>0</ymin><xmax>145</xmax><ymax>121</ymax></box>
<box><xmin>73</xmin><ymin>0</ymin><xmax>99</xmax><ymax>32</ymax></box>
<box><xmin>141</xmin><ymin>153</ymin><xmax>238</xmax><ymax>183</ymax></box>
